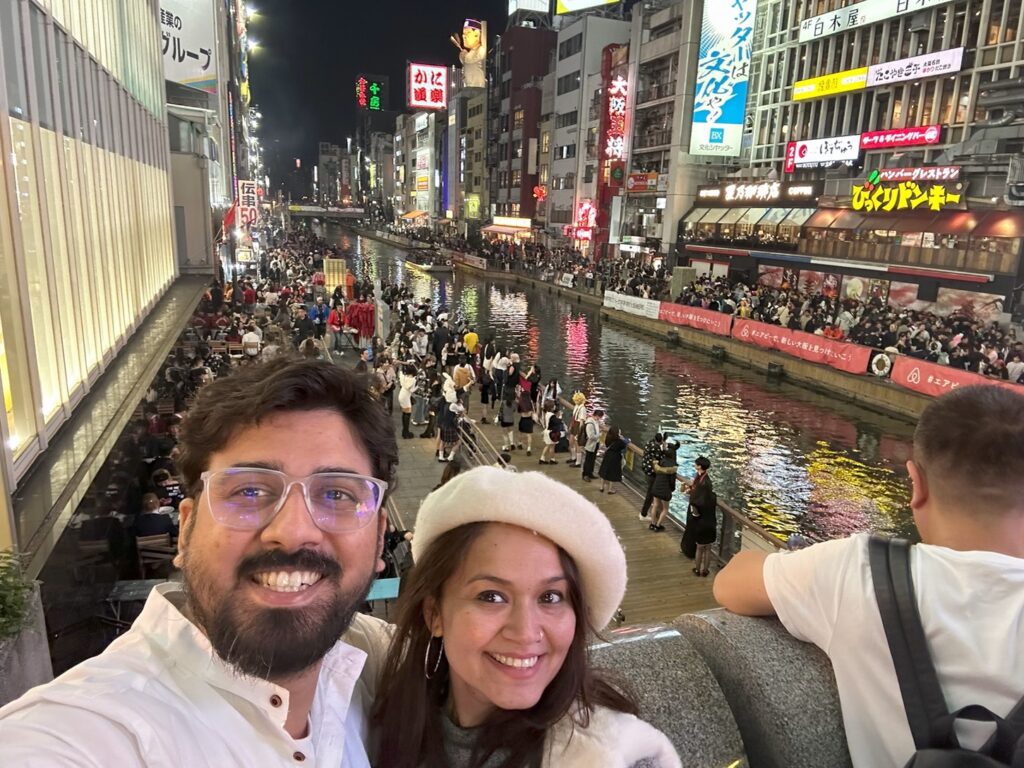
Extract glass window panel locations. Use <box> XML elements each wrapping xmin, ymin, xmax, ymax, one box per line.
<box><xmin>54</xmin><ymin>29</ymin><xmax>71</xmax><ymax>136</ymax></box>
<box><xmin>80</xmin><ymin>144</ymin><xmax>112</xmax><ymax>353</ymax></box>
<box><xmin>63</xmin><ymin>136</ymin><xmax>98</xmax><ymax>370</ymax></box>
<box><xmin>74</xmin><ymin>45</ymin><xmax>89</xmax><ymax>142</ymax></box>
<box><xmin>29</xmin><ymin>4</ymin><xmax>54</xmax><ymax>129</ymax></box>
<box><xmin>9</xmin><ymin>119</ymin><xmax>61</xmax><ymax>419</ymax></box>
<box><xmin>40</xmin><ymin>129</ymin><xmax>83</xmax><ymax>393</ymax></box>
<box><xmin>1</xmin><ymin>0</ymin><xmax>30</xmax><ymax>118</ymax></box>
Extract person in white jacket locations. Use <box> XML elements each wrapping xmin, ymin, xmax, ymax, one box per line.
<box><xmin>397</xmin><ymin>363</ymin><xmax>417</xmax><ymax>439</ymax></box>
<box><xmin>370</xmin><ymin>466</ymin><xmax>682</xmax><ymax>768</ymax></box>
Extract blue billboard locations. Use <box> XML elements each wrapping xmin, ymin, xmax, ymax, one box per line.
<box><xmin>688</xmin><ymin>0</ymin><xmax>757</xmax><ymax>157</ymax></box>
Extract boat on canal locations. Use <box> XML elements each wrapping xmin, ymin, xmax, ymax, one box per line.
<box><xmin>403</xmin><ymin>248</ymin><xmax>453</xmax><ymax>274</ymax></box>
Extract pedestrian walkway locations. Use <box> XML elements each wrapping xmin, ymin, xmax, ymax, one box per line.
<box><xmin>379</xmin><ymin>398</ymin><xmax>718</xmax><ymax>625</ymax></box>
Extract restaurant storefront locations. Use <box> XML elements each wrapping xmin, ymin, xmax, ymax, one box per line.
<box><xmin>481</xmin><ymin>216</ymin><xmax>535</xmax><ymax>241</ymax></box>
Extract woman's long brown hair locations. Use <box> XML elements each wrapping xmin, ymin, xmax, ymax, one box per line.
<box><xmin>370</xmin><ymin>522</ymin><xmax>636</xmax><ymax>768</ymax></box>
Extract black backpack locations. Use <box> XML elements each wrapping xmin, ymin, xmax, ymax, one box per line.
<box><xmin>869</xmin><ymin>536</ymin><xmax>1024</xmax><ymax>767</ymax></box>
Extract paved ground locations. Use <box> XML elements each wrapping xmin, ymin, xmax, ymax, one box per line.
<box><xmin>364</xmin><ymin>381</ymin><xmax>719</xmax><ymax>625</ymax></box>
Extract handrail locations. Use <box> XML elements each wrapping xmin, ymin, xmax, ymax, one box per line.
<box><xmin>457</xmin><ymin>420</ymin><xmax>510</xmax><ymax>469</ymax></box>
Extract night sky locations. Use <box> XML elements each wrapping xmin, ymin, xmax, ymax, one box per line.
<box><xmin>247</xmin><ymin>0</ymin><xmax>508</xmax><ymax>184</ymax></box>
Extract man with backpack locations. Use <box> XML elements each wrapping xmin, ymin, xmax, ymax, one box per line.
<box><xmin>639</xmin><ymin>432</ymin><xmax>665</xmax><ymax>520</ymax></box>
<box><xmin>713</xmin><ymin>386</ymin><xmax>1024</xmax><ymax>766</ymax></box>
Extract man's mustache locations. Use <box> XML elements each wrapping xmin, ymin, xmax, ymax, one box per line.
<box><xmin>236</xmin><ymin>549</ymin><xmax>342</xmax><ymax>581</ymax></box>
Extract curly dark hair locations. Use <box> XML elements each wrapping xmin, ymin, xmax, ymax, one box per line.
<box><xmin>176</xmin><ymin>358</ymin><xmax>398</xmax><ymax>500</ymax></box>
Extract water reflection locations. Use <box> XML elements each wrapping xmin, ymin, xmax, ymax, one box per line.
<box><xmin>328</xmin><ymin>227</ymin><xmax>917</xmax><ymax>540</ymax></box>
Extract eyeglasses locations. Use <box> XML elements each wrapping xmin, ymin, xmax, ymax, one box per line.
<box><xmin>200</xmin><ymin>468</ymin><xmax>388</xmax><ymax>534</ymax></box>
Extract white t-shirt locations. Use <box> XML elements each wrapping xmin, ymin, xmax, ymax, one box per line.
<box><xmin>764</xmin><ymin>533</ymin><xmax>1024</xmax><ymax>768</ymax></box>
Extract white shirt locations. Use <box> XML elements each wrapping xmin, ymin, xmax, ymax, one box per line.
<box><xmin>0</xmin><ymin>583</ymin><xmax>390</xmax><ymax>767</ymax></box>
<box><xmin>764</xmin><ymin>534</ymin><xmax>1024</xmax><ymax>768</ymax></box>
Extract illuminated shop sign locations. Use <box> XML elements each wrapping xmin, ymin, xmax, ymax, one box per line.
<box><xmin>605</xmin><ymin>75</ymin><xmax>628</xmax><ymax>160</ymax></box>
<box><xmin>689</xmin><ymin>0</ymin><xmax>756</xmax><ymax>157</ymax></box>
<box><xmin>408</xmin><ymin>63</ymin><xmax>448</xmax><ymax>111</ymax></box>
<box><xmin>509</xmin><ymin>0</ymin><xmax>550</xmax><ymax>12</ymax></box>
<box><xmin>556</xmin><ymin>0</ymin><xmax>620</xmax><ymax>14</ymax></box>
<box><xmin>626</xmin><ymin>173</ymin><xmax>659</xmax><ymax>192</ymax></box>
<box><xmin>575</xmin><ymin>199</ymin><xmax>597</xmax><ymax>230</ymax></box>
<box><xmin>799</xmin><ymin>0</ymin><xmax>953</xmax><ymax>43</ymax></box>
<box><xmin>860</xmin><ymin>125</ymin><xmax>941</xmax><ymax>149</ymax></box>
<box><xmin>416</xmin><ymin>174</ymin><xmax>430</xmax><ymax>191</ymax></box>
<box><xmin>878</xmin><ymin>166</ymin><xmax>961</xmax><ymax>183</ymax></box>
<box><xmin>160</xmin><ymin>0</ymin><xmax>219</xmax><ymax>93</ymax></box>
<box><xmin>793</xmin><ymin>47</ymin><xmax>963</xmax><ymax>101</ymax></box>
<box><xmin>356</xmin><ymin>75</ymin><xmax>387</xmax><ymax>111</ymax></box>
<box><xmin>784</xmin><ymin>135</ymin><xmax>860</xmax><ymax>172</ymax></box>
<box><xmin>237</xmin><ymin>179</ymin><xmax>258</xmax><ymax>226</ymax></box>
<box><xmin>414</xmin><ymin>113</ymin><xmax>429</xmax><ymax>132</ymax></box>
<box><xmin>697</xmin><ymin>180</ymin><xmax>823</xmax><ymax>205</ymax></box>
<box><xmin>866</xmin><ymin>48</ymin><xmax>964</xmax><ymax>87</ymax></box>
<box><xmin>852</xmin><ymin>176</ymin><xmax>964</xmax><ymax>212</ymax></box>
<box><xmin>493</xmin><ymin>216</ymin><xmax>533</xmax><ymax>228</ymax></box>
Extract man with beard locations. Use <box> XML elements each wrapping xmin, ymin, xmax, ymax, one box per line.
<box><xmin>0</xmin><ymin>358</ymin><xmax>398</xmax><ymax>766</ymax></box>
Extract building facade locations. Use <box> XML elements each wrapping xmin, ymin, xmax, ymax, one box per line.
<box><xmin>317</xmin><ymin>141</ymin><xmax>343</xmax><ymax>204</ymax></box>
<box><xmin>0</xmin><ymin>0</ymin><xmax>176</xmax><ymax>549</ymax></box>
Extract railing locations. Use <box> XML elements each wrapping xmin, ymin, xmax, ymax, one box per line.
<box><xmin>636</xmin><ymin>80</ymin><xmax>676</xmax><ymax>104</ymax></box>
<box><xmin>457</xmin><ymin>421</ymin><xmax>511</xmax><ymax>470</ymax></box>
<box><xmin>634</xmin><ymin>129</ymin><xmax>672</xmax><ymax>149</ymax></box>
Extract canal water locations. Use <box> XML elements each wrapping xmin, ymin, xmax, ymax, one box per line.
<box><xmin>328</xmin><ymin>226</ymin><xmax>917</xmax><ymax>541</ymax></box>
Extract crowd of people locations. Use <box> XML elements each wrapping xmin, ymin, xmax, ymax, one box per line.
<box><xmin>673</xmin><ymin>274</ymin><xmax>1024</xmax><ymax>381</ymax></box>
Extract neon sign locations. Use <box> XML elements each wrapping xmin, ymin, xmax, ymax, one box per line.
<box><xmin>356</xmin><ymin>75</ymin><xmax>386</xmax><ymax>111</ymax></box>
<box><xmin>605</xmin><ymin>75</ymin><xmax>627</xmax><ymax>160</ymax></box>
<box><xmin>408</xmin><ymin>63</ymin><xmax>447</xmax><ymax>111</ymax></box>
<box><xmin>852</xmin><ymin>180</ymin><xmax>963</xmax><ymax>212</ymax></box>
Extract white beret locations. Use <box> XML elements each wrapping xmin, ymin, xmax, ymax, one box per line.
<box><xmin>412</xmin><ymin>466</ymin><xmax>627</xmax><ymax>630</ymax></box>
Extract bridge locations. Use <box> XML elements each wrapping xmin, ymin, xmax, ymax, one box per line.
<box><xmin>287</xmin><ymin>204</ymin><xmax>367</xmax><ymax>221</ymax></box>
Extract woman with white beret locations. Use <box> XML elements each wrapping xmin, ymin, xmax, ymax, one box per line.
<box><xmin>370</xmin><ymin>466</ymin><xmax>681</xmax><ymax>768</ymax></box>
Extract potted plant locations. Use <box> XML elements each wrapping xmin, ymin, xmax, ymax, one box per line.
<box><xmin>0</xmin><ymin>550</ymin><xmax>52</xmax><ymax>706</ymax></box>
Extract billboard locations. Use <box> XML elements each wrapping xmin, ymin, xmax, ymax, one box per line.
<box><xmin>696</xmin><ymin>180</ymin><xmax>822</xmax><ymax>206</ymax></box>
<box><xmin>866</xmin><ymin>47</ymin><xmax>964</xmax><ymax>87</ymax></box>
<box><xmin>877</xmin><ymin>166</ymin><xmax>961</xmax><ymax>183</ymax></box>
<box><xmin>509</xmin><ymin>0</ymin><xmax>550</xmax><ymax>11</ymax></box>
<box><xmin>237</xmin><ymin>179</ymin><xmax>258</xmax><ymax>226</ymax></box>
<box><xmin>451</xmin><ymin>19</ymin><xmax>486</xmax><ymax>89</ymax></box>
<box><xmin>555</xmin><ymin>0</ymin><xmax>619</xmax><ymax>13</ymax></box>
<box><xmin>784</xmin><ymin>135</ymin><xmax>860</xmax><ymax>172</ymax></box>
<box><xmin>860</xmin><ymin>125</ymin><xmax>941</xmax><ymax>149</ymax></box>
<box><xmin>793</xmin><ymin>48</ymin><xmax>963</xmax><ymax>102</ymax></box>
<box><xmin>355</xmin><ymin>75</ymin><xmax>388</xmax><ymax>112</ymax></box>
<box><xmin>799</xmin><ymin>0</ymin><xmax>953</xmax><ymax>43</ymax></box>
<box><xmin>408</xmin><ymin>63</ymin><xmax>448</xmax><ymax>110</ymax></box>
<box><xmin>159</xmin><ymin>0</ymin><xmax>218</xmax><ymax>92</ymax></box>
<box><xmin>689</xmin><ymin>0</ymin><xmax>756</xmax><ymax>157</ymax></box>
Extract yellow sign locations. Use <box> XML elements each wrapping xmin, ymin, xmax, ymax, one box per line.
<box><xmin>555</xmin><ymin>0</ymin><xmax>620</xmax><ymax>14</ymax></box>
<box><xmin>493</xmin><ymin>216</ymin><xmax>532</xmax><ymax>228</ymax></box>
<box><xmin>793</xmin><ymin>67</ymin><xmax>867</xmax><ymax>101</ymax></box>
<box><xmin>465</xmin><ymin>193</ymin><xmax>481</xmax><ymax>220</ymax></box>
<box><xmin>416</xmin><ymin>174</ymin><xmax>429</xmax><ymax>192</ymax></box>
<box><xmin>324</xmin><ymin>258</ymin><xmax>347</xmax><ymax>296</ymax></box>
<box><xmin>851</xmin><ymin>181</ymin><xmax>962</xmax><ymax>213</ymax></box>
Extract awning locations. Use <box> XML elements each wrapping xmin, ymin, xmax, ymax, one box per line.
<box><xmin>401</xmin><ymin>210</ymin><xmax>428</xmax><ymax>220</ymax></box>
<box><xmin>717</xmin><ymin>207</ymin><xmax>749</xmax><ymax>225</ymax></box>
<box><xmin>803</xmin><ymin>208</ymin><xmax>843</xmax><ymax>229</ymax></box>
<box><xmin>929</xmin><ymin>210</ymin><xmax>984</xmax><ymax>235</ymax></box>
<box><xmin>697</xmin><ymin>208</ymin><xmax>729</xmax><ymax>225</ymax></box>
<box><xmin>757</xmin><ymin>208</ymin><xmax>792</xmax><ymax>227</ymax></box>
<box><xmin>971</xmin><ymin>209</ymin><xmax>1024</xmax><ymax>238</ymax></box>
<box><xmin>683</xmin><ymin>207</ymin><xmax>709</xmax><ymax>224</ymax></box>
<box><xmin>828</xmin><ymin>209</ymin><xmax>866</xmax><ymax>230</ymax></box>
<box><xmin>889</xmin><ymin>212</ymin><xmax>940</xmax><ymax>233</ymax></box>
<box><xmin>778</xmin><ymin>208</ymin><xmax>817</xmax><ymax>228</ymax></box>
<box><xmin>737</xmin><ymin>207</ymin><xmax>771</xmax><ymax>225</ymax></box>
<box><xmin>481</xmin><ymin>224</ymin><xmax>526</xmax><ymax>235</ymax></box>
<box><xmin>858</xmin><ymin>214</ymin><xmax>903</xmax><ymax>232</ymax></box>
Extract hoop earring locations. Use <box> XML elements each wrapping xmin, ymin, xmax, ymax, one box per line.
<box><xmin>424</xmin><ymin>636</ymin><xmax>445</xmax><ymax>680</ymax></box>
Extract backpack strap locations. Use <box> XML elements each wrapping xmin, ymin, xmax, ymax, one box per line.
<box><xmin>868</xmin><ymin>535</ymin><xmax>958</xmax><ymax>750</ymax></box>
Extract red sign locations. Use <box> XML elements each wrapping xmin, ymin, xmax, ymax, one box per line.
<box><xmin>408</xmin><ymin>63</ymin><xmax>447</xmax><ymax>110</ymax></box>
<box><xmin>573</xmin><ymin>227</ymin><xmax>593</xmax><ymax>241</ymax></box>
<box><xmin>860</xmin><ymin>124</ymin><xmax>941</xmax><ymax>149</ymax></box>
<box><xmin>731</xmin><ymin>319</ymin><xmax>872</xmax><ymax>374</ymax></box>
<box><xmin>890</xmin><ymin>356</ymin><xmax>1020</xmax><ymax>398</ymax></box>
<box><xmin>605</xmin><ymin>75</ymin><xmax>628</xmax><ymax>160</ymax></box>
<box><xmin>658</xmin><ymin>303</ymin><xmax>732</xmax><ymax>336</ymax></box>
<box><xmin>575</xmin><ymin>199</ymin><xmax>597</xmax><ymax>228</ymax></box>
<box><xmin>356</xmin><ymin>77</ymin><xmax>369</xmax><ymax>108</ymax></box>
<box><xmin>626</xmin><ymin>173</ymin><xmax>658</xmax><ymax>192</ymax></box>
<box><xmin>878</xmin><ymin>166</ymin><xmax>961</xmax><ymax>183</ymax></box>
<box><xmin>784</xmin><ymin>141</ymin><xmax>797</xmax><ymax>174</ymax></box>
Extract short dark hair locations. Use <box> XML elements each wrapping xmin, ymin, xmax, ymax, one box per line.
<box><xmin>914</xmin><ymin>385</ymin><xmax>1024</xmax><ymax>511</ymax></box>
<box><xmin>177</xmin><ymin>359</ymin><xmax>398</xmax><ymax>500</ymax></box>
<box><xmin>696</xmin><ymin>456</ymin><xmax>711</xmax><ymax>470</ymax></box>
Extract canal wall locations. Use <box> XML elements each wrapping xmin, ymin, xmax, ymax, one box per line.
<box><xmin>349</xmin><ymin>227</ymin><xmax>930</xmax><ymax>422</ymax></box>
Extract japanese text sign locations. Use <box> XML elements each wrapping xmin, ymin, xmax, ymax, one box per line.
<box><xmin>732</xmin><ymin>319</ymin><xmax>872</xmax><ymax>375</ymax></box>
<box><xmin>237</xmin><ymin>179</ymin><xmax>258</xmax><ymax>226</ymax></box>
<box><xmin>799</xmin><ymin>0</ymin><xmax>953</xmax><ymax>43</ymax></box>
<box><xmin>658</xmin><ymin>303</ymin><xmax>732</xmax><ymax>336</ymax></box>
<box><xmin>605</xmin><ymin>75</ymin><xmax>628</xmax><ymax>160</ymax></box>
<box><xmin>890</xmin><ymin>356</ymin><xmax>1020</xmax><ymax>398</ymax></box>
<box><xmin>356</xmin><ymin>75</ymin><xmax>387</xmax><ymax>111</ymax></box>
<box><xmin>408</xmin><ymin>63</ymin><xmax>448</xmax><ymax>111</ymax></box>
<box><xmin>793</xmin><ymin>68</ymin><xmax>867</xmax><ymax>101</ymax></box>
<box><xmin>878</xmin><ymin>166</ymin><xmax>960</xmax><ymax>183</ymax></box>
<box><xmin>160</xmin><ymin>0</ymin><xmax>218</xmax><ymax>93</ymax></box>
<box><xmin>785</xmin><ymin>135</ymin><xmax>861</xmax><ymax>172</ymax></box>
<box><xmin>851</xmin><ymin>181</ymin><xmax>964</xmax><ymax>212</ymax></box>
<box><xmin>860</xmin><ymin>125</ymin><xmax>941</xmax><ymax>149</ymax></box>
<box><xmin>697</xmin><ymin>180</ymin><xmax>822</xmax><ymax>205</ymax></box>
<box><xmin>793</xmin><ymin>47</ymin><xmax>963</xmax><ymax>102</ymax></box>
<box><xmin>689</xmin><ymin>0</ymin><xmax>755</xmax><ymax>157</ymax></box>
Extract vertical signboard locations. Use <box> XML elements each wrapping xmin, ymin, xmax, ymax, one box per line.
<box><xmin>689</xmin><ymin>0</ymin><xmax>757</xmax><ymax>157</ymax></box>
<box><xmin>237</xmin><ymin>179</ymin><xmax>258</xmax><ymax>226</ymax></box>
<box><xmin>356</xmin><ymin>75</ymin><xmax>388</xmax><ymax>111</ymax></box>
<box><xmin>159</xmin><ymin>0</ymin><xmax>219</xmax><ymax>92</ymax></box>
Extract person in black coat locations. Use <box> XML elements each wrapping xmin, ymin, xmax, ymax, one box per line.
<box><xmin>685</xmin><ymin>456</ymin><xmax>716</xmax><ymax>576</ymax></box>
<box><xmin>598</xmin><ymin>425</ymin><xmax>630</xmax><ymax>494</ymax></box>
<box><xmin>649</xmin><ymin>441</ymin><xmax>679</xmax><ymax>532</ymax></box>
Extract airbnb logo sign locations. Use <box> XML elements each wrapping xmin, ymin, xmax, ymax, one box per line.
<box><xmin>860</xmin><ymin>125</ymin><xmax>942</xmax><ymax>150</ymax></box>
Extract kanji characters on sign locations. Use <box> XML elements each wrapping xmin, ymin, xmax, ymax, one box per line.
<box><xmin>407</xmin><ymin>63</ymin><xmax>447</xmax><ymax>111</ymax></box>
